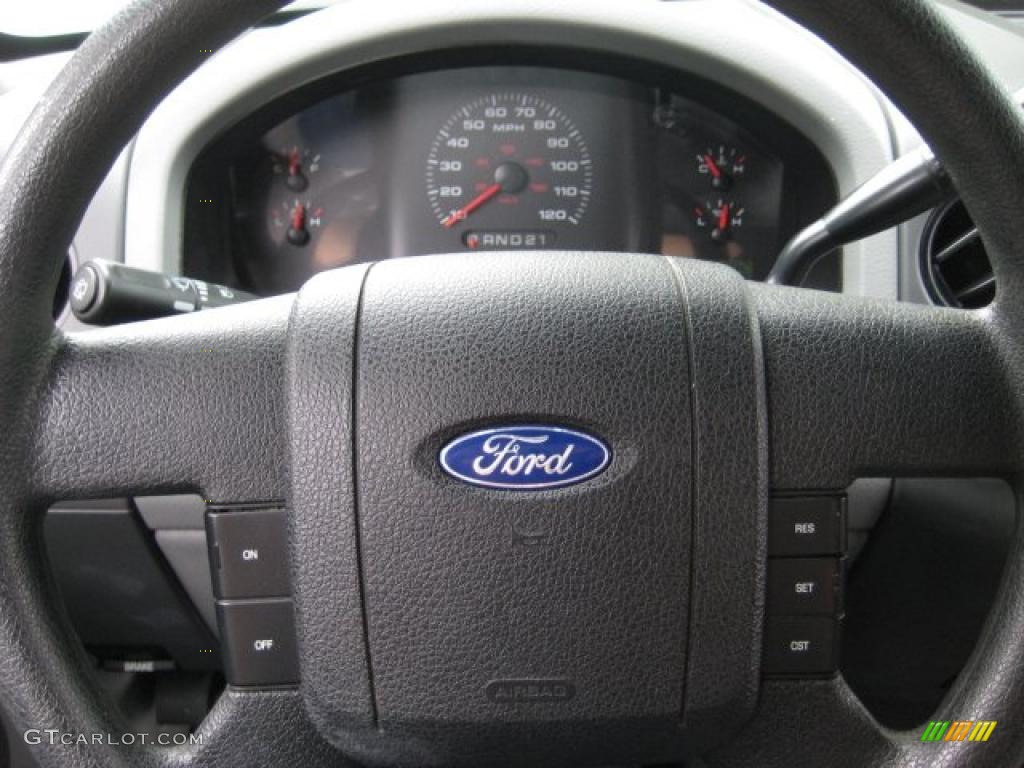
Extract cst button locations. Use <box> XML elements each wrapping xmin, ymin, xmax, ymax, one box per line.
<box><xmin>763</xmin><ymin>616</ymin><xmax>839</xmax><ymax>676</ymax></box>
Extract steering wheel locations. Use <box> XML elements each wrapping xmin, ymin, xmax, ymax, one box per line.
<box><xmin>2</xmin><ymin>0</ymin><xmax>1023</xmax><ymax>766</ymax></box>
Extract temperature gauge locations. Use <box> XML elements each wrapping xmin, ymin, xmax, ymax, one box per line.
<box><xmin>696</xmin><ymin>146</ymin><xmax>747</xmax><ymax>190</ymax></box>
<box><xmin>694</xmin><ymin>199</ymin><xmax>745</xmax><ymax>243</ymax></box>
<box><xmin>271</xmin><ymin>197</ymin><xmax>324</xmax><ymax>246</ymax></box>
<box><xmin>271</xmin><ymin>146</ymin><xmax>321</xmax><ymax>192</ymax></box>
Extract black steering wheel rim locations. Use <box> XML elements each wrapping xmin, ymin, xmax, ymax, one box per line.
<box><xmin>1</xmin><ymin>1</ymin><xmax>1023</xmax><ymax>766</ymax></box>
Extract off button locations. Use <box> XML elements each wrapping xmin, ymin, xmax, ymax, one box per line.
<box><xmin>217</xmin><ymin>598</ymin><xmax>299</xmax><ymax>686</ymax></box>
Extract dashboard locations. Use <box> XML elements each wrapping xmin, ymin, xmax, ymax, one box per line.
<box><xmin>9</xmin><ymin>0</ymin><xmax>1015</xmax><ymax>314</ymax></box>
<box><xmin>183</xmin><ymin>64</ymin><xmax>837</xmax><ymax>296</ymax></box>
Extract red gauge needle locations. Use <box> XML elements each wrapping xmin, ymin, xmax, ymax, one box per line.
<box><xmin>288</xmin><ymin>150</ymin><xmax>301</xmax><ymax>177</ymax></box>
<box><xmin>291</xmin><ymin>202</ymin><xmax>306</xmax><ymax>231</ymax></box>
<box><xmin>717</xmin><ymin>203</ymin><xmax>730</xmax><ymax>232</ymax></box>
<box><xmin>442</xmin><ymin>182</ymin><xmax>502</xmax><ymax>228</ymax></box>
<box><xmin>704</xmin><ymin>154</ymin><xmax>723</xmax><ymax>179</ymax></box>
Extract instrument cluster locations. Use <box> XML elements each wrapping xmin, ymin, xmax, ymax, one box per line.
<box><xmin>184</xmin><ymin>66</ymin><xmax>837</xmax><ymax>295</ymax></box>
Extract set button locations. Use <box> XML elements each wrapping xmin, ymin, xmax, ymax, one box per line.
<box><xmin>767</xmin><ymin>557</ymin><xmax>841</xmax><ymax>615</ymax></box>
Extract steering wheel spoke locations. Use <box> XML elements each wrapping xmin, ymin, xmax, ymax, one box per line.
<box><xmin>752</xmin><ymin>284</ymin><xmax>1017</xmax><ymax>488</ymax></box>
<box><xmin>29</xmin><ymin>296</ymin><xmax>294</xmax><ymax>505</ymax></box>
<box><xmin>711</xmin><ymin>676</ymin><xmax>896</xmax><ymax>765</ymax></box>
<box><xmin>709</xmin><ymin>283</ymin><xmax>1023</xmax><ymax>766</ymax></box>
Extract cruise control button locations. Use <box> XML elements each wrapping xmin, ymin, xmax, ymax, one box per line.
<box><xmin>206</xmin><ymin>507</ymin><xmax>290</xmax><ymax>599</ymax></box>
<box><xmin>767</xmin><ymin>557</ymin><xmax>841</xmax><ymax>615</ymax></box>
<box><xmin>217</xmin><ymin>598</ymin><xmax>299</xmax><ymax>686</ymax></box>
<box><xmin>768</xmin><ymin>495</ymin><xmax>845</xmax><ymax>556</ymax></box>
<box><xmin>763</xmin><ymin>616</ymin><xmax>839</xmax><ymax>677</ymax></box>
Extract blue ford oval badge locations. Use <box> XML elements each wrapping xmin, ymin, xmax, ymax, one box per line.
<box><xmin>439</xmin><ymin>425</ymin><xmax>611</xmax><ymax>490</ymax></box>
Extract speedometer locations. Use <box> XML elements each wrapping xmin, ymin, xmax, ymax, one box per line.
<box><xmin>425</xmin><ymin>93</ymin><xmax>592</xmax><ymax>249</ymax></box>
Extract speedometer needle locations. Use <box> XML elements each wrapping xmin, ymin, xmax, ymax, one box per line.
<box><xmin>442</xmin><ymin>182</ymin><xmax>502</xmax><ymax>228</ymax></box>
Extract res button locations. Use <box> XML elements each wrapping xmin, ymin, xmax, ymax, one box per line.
<box><xmin>768</xmin><ymin>495</ymin><xmax>845</xmax><ymax>556</ymax></box>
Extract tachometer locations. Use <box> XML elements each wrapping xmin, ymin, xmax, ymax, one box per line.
<box><xmin>425</xmin><ymin>93</ymin><xmax>592</xmax><ymax>248</ymax></box>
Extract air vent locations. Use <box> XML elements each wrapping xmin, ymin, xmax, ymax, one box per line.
<box><xmin>921</xmin><ymin>200</ymin><xmax>994</xmax><ymax>309</ymax></box>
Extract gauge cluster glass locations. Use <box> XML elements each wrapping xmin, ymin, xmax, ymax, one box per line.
<box><xmin>223</xmin><ymin>92</ymin><xmax>388</xmax><ymax>294</ymax></box>
<box><xmin>425</xmin><ymin>93</ymin><xmax>593</xmax><ymax>242</ymax></box>
<box><xmin>386</xmin><ymin>70</ymin><xmax>645</xmax><ymax>258</ymax></box>
<box><xmin>652</xmin><ymin>94</ymin><xmax>785</xmax><ymax>279</ymax></box>
<box><xmin>183</xmin><ymin>65</ymin><xmax>836</xmax><ymax>295</ymax></box>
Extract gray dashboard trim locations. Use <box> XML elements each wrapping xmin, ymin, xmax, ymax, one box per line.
<box><xmin>123</xmin><ymin>0</ymin><xmax>898</xmax><ymax>298</ymax></box>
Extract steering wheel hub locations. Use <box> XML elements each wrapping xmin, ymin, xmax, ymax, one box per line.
<box><xmin>286</xmin><ymin>252</ymin><xmax>764</xmax><ymax>764</ymax></box>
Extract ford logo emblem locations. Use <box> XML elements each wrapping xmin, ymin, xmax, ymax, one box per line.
<box><xmin>439</xmin><ymin>425</ymin><xmax>611</xmax><ymax>490</ymax></box>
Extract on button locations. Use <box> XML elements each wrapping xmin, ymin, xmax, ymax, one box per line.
<box><xmin>206</xmin><ymin>507</ymin><xmax>290</xmax><ymax>599</ymax></box>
